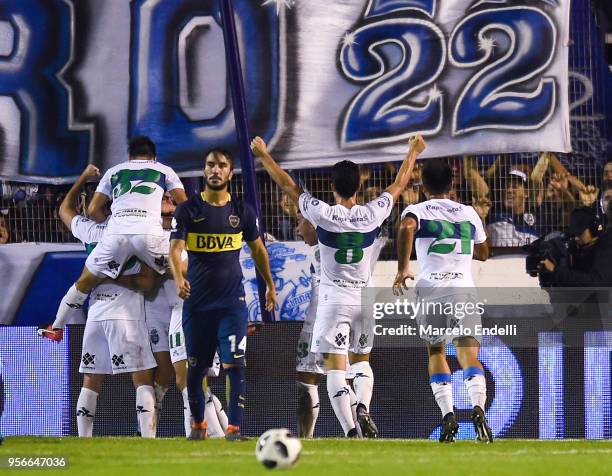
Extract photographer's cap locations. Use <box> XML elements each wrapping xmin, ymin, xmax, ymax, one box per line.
<box><xmin>567</xmin><ymin>206</ymin><xmax>599</xmax><ymax>236</ymax></box>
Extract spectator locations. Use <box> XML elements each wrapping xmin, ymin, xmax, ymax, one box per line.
<box><xmin>544</xmin><ymin>172</ymin><xmax>578</xmax><ymax>229</ymax></box>
<box><xmin>604</xmin><ymin>162</ymin><xmax>612</xmax><ymax>183</ymax></box>
<box><xmin>463</xmin><ymin>156</ymin><xmax>491</xmax><ymax>222</ymax></box>
<box><xmin>0</xmin><ymin>215</ymin><xmax>9</xmax><ymax>244</ymax></box>
<box><xmin>278</xmin><ymin>191</ymin><xmax>297</xmax><ymax>240</ymax></box>
<box><xmin>487</xmin><ymin>169</ymin><xmax>544</xmax><ymax>247</ymax></box>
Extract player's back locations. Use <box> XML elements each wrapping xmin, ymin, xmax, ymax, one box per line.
<box><xmin>299</xmin><ymin>192</ymin><xmax>393</xmax><ymax>305</ymax></box>
<box><xmin>96</xmin><ymin>160</ymin><xmax>183</xmax><ymax>236</ymax></box>
<box><xmin>402</xmin><ymin>198</ymin><xmax>486</xmax><ymax>289</ymax></box>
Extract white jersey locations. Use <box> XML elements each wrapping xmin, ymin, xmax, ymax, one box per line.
<box><xmin>299</xmin><ymin>191</ymin><xmax>393</xmax><ymax>305</ymax></box>
<box><xmin>301</xmin><ymin>244</ymin><xmax>321</xmax><ymax>333</ymax></box>
<box><xmin>71</xmin><ymin>215</ymin><xmax>144</xmax><ymax>321</ymax></box>
<box><xmin>96</xmin><ymin>159</ymin><xmax>183</xmax><ymax>236</ymax></box>
<box><xmin>401</xmin><ymin>199</ymin><xmax>486</xmax><ymax>289</ymax></box>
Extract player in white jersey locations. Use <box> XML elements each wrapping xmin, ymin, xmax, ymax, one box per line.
<box><xmin>295</xmin><ymin>211</ymin><xmax>387</xmax><ymax>437</ymax></box>
<box><xmin>393</xmin><ymin>159</ymin><xmax>492</xmax><ymax>443</ymax></box>
<box><xmin>252</xmin><ymin>135</ymin><xmax>425</xmax><ymax>437</ymax></box>
<box><xmin>50</xmin><ymin>137</ymin><xmax>187</xmax><ymax>333</ymax></box>
<box><xmin>141</xmin><ymin>192</ymin><xmax>176</xmax><ymax>435</ymax></box>
<box><xmin>46</xmin><ymin>165</ymin><xmax>160</xmax><ymax>438</ymax></box>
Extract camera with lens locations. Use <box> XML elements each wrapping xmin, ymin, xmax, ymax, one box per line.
<box><xmin>524</xmin><ymin>232</ymin><xmax>575</xmax><ymax>287</ymax></box>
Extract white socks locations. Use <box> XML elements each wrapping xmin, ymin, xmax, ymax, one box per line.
<box><xmin>297</xmin><ymin>381</ymin><xmax>320</xmax><ymax>438</ymax></box>
<box><xmin>430</xmin><ymin>380</ymin><xmax>454</xmax><ymax>417</ymax></box>
<box><xmin>76</xmin><ymin>387</ymin><xmax>98</xmax><ymax>437</ymax></box>
<box><xmin>211</xmin><ymin>393</ymin><xmax>228</xmax><ymax>431</ymax></box>
<box><xmin>204</xmin><ymin>388</ymin><xmax>225</xmax><ymax>437</ymax></box>
<box><xmin>347</xmin><ymin>386</ymin><xmax>362</xmax><ymax>437</ymax></box>
<box><xmin>136</xmin><ymin>385</ymin><xmax>156</xmax><ymax>438</ymax></box>
<box><xmin>53</xmin><ymin>284</ymin><xmax>88</xmax><ymax>329</ymax></box>
<box><xmin>326</xmin><ymin>370</ymin><xmax>355</xmax><ymax>435</ymax></box>
<box><xmin>152</xmin><ymin>383</ymin><xmax>167</xmax><ymax>436</ymax></box>
<box><xmin>465</xmin><ymin>374</ymin><xmax>487</xmax><ymax>410</ymax></box>
<box><xmin>181</xmin><ymin>387</ymin><xmax>192</xmax><ymax>437</ymax></box>
<box><xmin>351</xmin><ymin>361</ymin><xmax>374</xmax><ymax>412</ymax></box>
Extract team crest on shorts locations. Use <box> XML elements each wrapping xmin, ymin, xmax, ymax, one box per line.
<box><xmin>229</xmin><ymin>215</ymin><xmax>240</xmax><ymax>228</ymax></box>
<box><xmin>150</xmin><ymin>328</ymin><xmax>159</xmax><ymax>345</ymax></box>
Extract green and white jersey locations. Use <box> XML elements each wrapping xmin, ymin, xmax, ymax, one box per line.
<box><xmin>71</xmin><ymin>215</ymin><xmax>144</xmax><ymax>321</ymax></box>
<box><xmin>96</xmin><ymin>159</ymin><xmax>183</xmax><ymax>236</ymax></box>
<box><xmin>298</xmin><ymin>191</ymin><xmax>393</xmax><ymax>305</ymax></box>
<box><xmin>401</xmin><ymin>199</ymin><xmax>486</xmax><ymax>290</ymax></box>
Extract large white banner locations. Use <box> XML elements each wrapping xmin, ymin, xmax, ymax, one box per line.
<box><xmin>281</xmin><ymin>0</ymin><xmax>571</xmax><ymax>167</ymax></box>
<box><xmin>0</xmin><ymin>0</ymin><xmax>571</xmax><ymax>182</ymax></box>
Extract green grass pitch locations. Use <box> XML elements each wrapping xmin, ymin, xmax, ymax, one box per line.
<box><xmin>2</xmin><ymin>437</ymin><xmax>612</xmax><ymax>475</ymax></box>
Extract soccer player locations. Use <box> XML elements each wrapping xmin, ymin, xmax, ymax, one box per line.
<box><xmin>143</xmin><ymin>193</ymin><xmax>179</xmax><ymax>434</ymax></box>
<box><xmin>393</xmin><ymin>159</ymin><xmax>492</xmax><ymax>443</ymax></box>
<box><xmin>251</xmin><ymin>135</ymin><xmax>425</xmax><ymax>437</ymax></box>
<box><xmin>169</xmin><ymin>149</ymin><xmax>276</xmax><ymax>440</ymax></box>
<box><xmin>295</xmin><ymin>211</ymin><xmax>386</xmax><ymax>438</ymax></box>
<box><xmin>50</xmin><ymin>136</ymin><xmax>187</xmax><ymax>332</ymax></box>
<box><xmin>168</xmin><ymin>247</ymin><xmax>228</xmax><ymax>437</ymax></box>
<box><xmin>50</xmin><ymin>165</ymin><xmax>160</xmax><ymax>438</ymax></box>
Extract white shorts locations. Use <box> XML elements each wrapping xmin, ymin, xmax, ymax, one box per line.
<box><xmin>85</xmin><ymin>233</ymin><xmax>169</xmax><ymax>279</ymax></box>
<box><xmin>296</xmin><ymin>329</ymin><xmax>324</xmax><ymax>374</ymax></box>
<box><xmin>168</xmin><ymin>302</ymin><xmax>221</xmax><ymax>377</ymax></box>
<box><xmin>79</xmin><ymin>319</ymin><xmax>157</xmax><ymax>375</ymax></box>
<box><xmin>415</xmin><ymin>292</ymin><xmax>483</xmax><ymax>346</ymax></box>
<box><xmin>145</xmin><ymin>286</ymin><xmax>172</xmax><ymax>353</ymax></box>
<box><xmin>311</xmin><ymin>304</ymin><xmax>374</xmax><ymax>355</ymax></box>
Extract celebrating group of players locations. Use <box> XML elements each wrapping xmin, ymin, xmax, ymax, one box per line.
<box><xmin>41</xmin><ymin>132</ymin><xmax>493</xmax><ymax>443</ymax></box>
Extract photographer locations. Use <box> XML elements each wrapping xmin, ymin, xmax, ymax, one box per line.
<box><xmin>541</xmin><ymin>207</ymin><xmax>612</xmax><ymax>287</ymax></box>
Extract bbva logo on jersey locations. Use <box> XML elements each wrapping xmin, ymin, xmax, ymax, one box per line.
<box><xmin>187</xmin><ymin>232</ymin><xmax>243</xmax><ymax>252</ymax></box>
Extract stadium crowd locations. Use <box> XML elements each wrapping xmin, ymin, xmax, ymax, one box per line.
<box><xmin>5</xmin><ymin>153</ymin><xmax>610</xmax><ymax>253</ymax></box>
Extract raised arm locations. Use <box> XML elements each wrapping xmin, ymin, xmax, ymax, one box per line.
<box><xmin>246</xmin><ymin>237</ymin><xmax>276</xmax><ymax>313</ymax></box>
<box><xmin>385</xmin><ymin>135</ymin><xmax>426</xmax><ymax>202</ymax></box>
<box><xmin>392</xmin><ymin>215</ymin><xmax>418</xmax><ymax>295</ymax></box>
<box><xmin>251</xmin><ymin>136</ymin><xmax>302</xmax><ymax>204</ymax></box>
<box><xmin>59</xmin><ymin>165</ymin><xmax>100</xmax><ymax>228</ymax></box>
<box><xmin>463</xmin><ymin>156</ymin><xmax>489</xmax><ymax>199</ymax></box>
<box><xmin>530</xmin><ymin>152</ymin><xmax>550</xmax><ymax>207</ymax></box>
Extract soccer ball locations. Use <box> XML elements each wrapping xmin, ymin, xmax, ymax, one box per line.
<box><xmin>255</xmin><ymin>429</ymin><xmax>302</xmax><ymax>470</ymax></box>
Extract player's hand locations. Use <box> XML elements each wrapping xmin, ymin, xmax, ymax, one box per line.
<box><xmin>250</xmin><ymin>136</ymin><xmax>269</xmax><ymax>157</ymax></box>
<box><xmin>408</xmin><ymin>135</ymin><xmax>426</xmax><ymax>155</ymax></box>
<box><xmin>176</xmin><ymin>278</ymin><xmax>191</xmax><ymax>300</ymax></box>
<box><xmin>392</xmin><ymin>270</ymin><xmax>415</xmax><ymax>296</ymax></box>
<box><xmin>81</xmin><ymin>164</ymin><xmax>100</xmax><ymax>179</ymax></box>
<box><xmin>265</xmin><ymin>285</ymin><xmax>276</xmax><ymax>312</ymax></box>
<box><xmin>37</xmin><ymin>325</ymin><xmax>64</xmax><ymax>343</ymax></box>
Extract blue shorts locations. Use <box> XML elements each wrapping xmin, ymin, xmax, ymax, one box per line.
<box><xmin>182</xmin><ymin>304</ymin><xmax>248</xmax><ymax>369</ymax></box>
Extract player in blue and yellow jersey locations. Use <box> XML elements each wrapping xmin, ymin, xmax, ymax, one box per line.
<box><xmin>169</xmin><ymin>149</ymin><xmax>276</xmax><ymax>441</ymax></box>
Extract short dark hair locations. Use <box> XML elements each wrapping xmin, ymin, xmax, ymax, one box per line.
<box><xmin>204</xmin><ymin>149</ymin><xmax>234</xmax><ymax>170</ymax></box>
<box><xmin>421</xmin><ymin>159</ymin><xmax>452</xmax><ymax>195</ymax></box>
<box><xmin>332</xmin><ymin>160</ymin><xmax>360</xmax><ymax>199</ymax></box>
<box><xmin>128</xmin><ymin>136</ymin><xmax>156</xmax><ymax>159</ymax></box>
